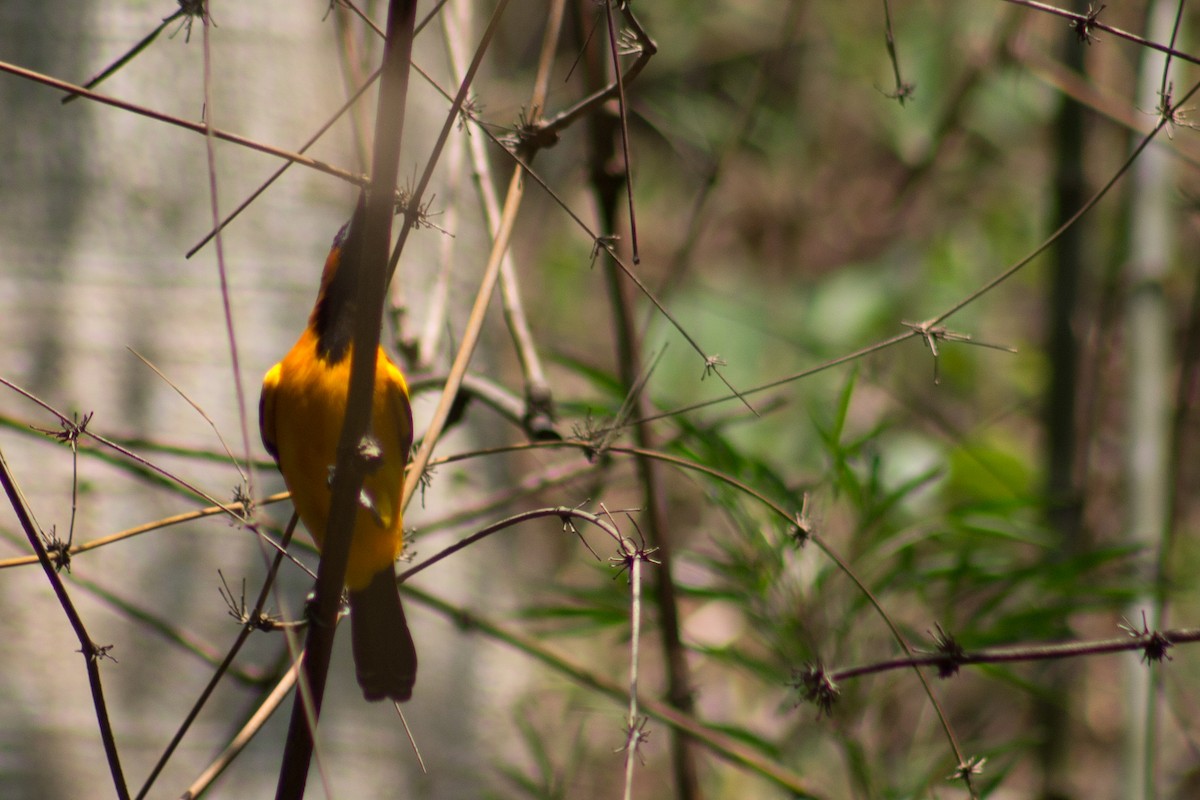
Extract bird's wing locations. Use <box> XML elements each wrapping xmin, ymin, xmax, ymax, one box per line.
<box><xmin>383</xmin><ymin>359</ymin><xmax>414</xmax><ymax>462</ymax></box>
<box><xmin>259</xmin><ymin>362</ymin><xmax>282</xmax><ymax>461</ymax></box>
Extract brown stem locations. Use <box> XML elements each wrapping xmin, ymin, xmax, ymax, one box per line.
<box><xmin>0</xmin><ymin>447</ymin><xmax>130</xmax><ymax>800</ymax></box>
<box><xmin>274</xmin><ymin>2</ymin><xmax>418</xmax><ymax>797</ymax></box>
<box><xmin>578</xmin><ymin>3</ymin><xmax>701</xmax><ymax>796</ymax></box>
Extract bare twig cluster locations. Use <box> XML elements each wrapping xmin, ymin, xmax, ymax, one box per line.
<box><xmin>2</xmin><ymin>0</ymin><xmax>1200</xmax><ymax>798</ymax></box>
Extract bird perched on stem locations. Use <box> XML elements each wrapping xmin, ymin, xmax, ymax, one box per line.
<box><xmin>259</xmin><ymin>199</ymin><xmax>417</xmax><ymax>702</ymax></box>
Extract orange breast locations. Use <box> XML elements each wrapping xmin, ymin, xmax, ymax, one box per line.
<box><xmin>261</xmin><ymin>328</ymin><xmax>413</xmax><ymax>590</ymax></box>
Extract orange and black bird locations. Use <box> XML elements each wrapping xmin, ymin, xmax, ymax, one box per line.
<box><xmin>259</xmin><ymin>199</ymin><xmax>417</xmax><ymax>702</ymax></box>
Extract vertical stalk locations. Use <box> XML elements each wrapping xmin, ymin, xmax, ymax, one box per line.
<box><xmin>1039</xmin><ymin>7</ymin><xmax>1087</xmax><ymax>794</ymax></box>
<box><xmin>274</xmin><ymin>2</ymin><xmax>417</xmax><ymax>797</ymax></box>
<box><xmin>1123</xmin><ymin>2</ymin><xmax>1177</xmax><ymax>797</ymax></box>
<box><xmin>579</xmin><ymin>4</ymin><xmax>701</xmax><ymax>796</ymax></box>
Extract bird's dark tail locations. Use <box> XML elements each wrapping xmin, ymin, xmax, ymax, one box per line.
<box><xmin>348</xmin><ymin>569</ymin><xmax>417</xmax><ymax>702</ymax></box>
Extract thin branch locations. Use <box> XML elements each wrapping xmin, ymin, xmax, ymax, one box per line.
<box><xmin>600</xmin><ymin>445</ymin><xmax>972</xmax><ymax>777</ymax></box>
<box><xmin>417</xmin><ymin>90</ymin><xmax>747</xmax><ymax>412</ymax></box>
<box><xmin>126</xmin><ymin>348</ymin><xmax>245</xmax><ymax>483</ymax></box>
<box><xmin>396</xmin><ymin>506</ymin><xmax>623</xmax><ymax>583</ymax></box>
<box><xmin>399</xmin><ymin>0</ymin><xmax>542</xmax><ymax>512</ymax></box>
<box><xmin>196</xmin><ymin>12</ymin><xmax>256</xmax><ymax>510</ymax></box>
<box><xmin>136</xmin><ymin>514</ymin><xmax>299</xmax><ymax>799</ymax></box>
<box><xmin>0</xmin><ymin>376</ymin><xmax>248</xmax><ymax>520</ymax></box>
<box><xmin>1001</xmin><ymin>0</ymin><xmax>1200</xmax><ymax>68</ymax></box>
<box><xmin>1013</xmin><ymin>39</ymin><xmax>1200</xmax><ymax>169</ymax></box>
<box><xmin>411</xmin><ymin>6</ymin><xmax>750</xmax><ymax>413</ymax></box>
<box><xmin>61</xmin><ymin>26</ymin><xmax>164</xmax><ymax>101</ymax></box>
<box><xmin>1</xmin><ymin>58</ymin><xmax>366</xmax><ymax>184</ymax></box>
<box><xmin>275</xmin><ymin>2</ymin><xmax>419</xmax><ymax>795</ymax></box>
<box><xmin>603</xmin><ymin>0</ymin><xmax>640</xmax><ymax>263</ymax></box>
<box><xmin>185</xmin><ymin>66</ymin><xmax>383</xmax><ymax>258</ymax></box>
<box><xmin>184</xmin><ymin>0</ymin><xmax>455</xmax><ymax>258</ymax></box>
<box><xmin>623</xmin><ymin>331</ymin><xmax>914</xmax><ymax>428</ymax></box>
<box><xmin>1154</xmin><ymin>0</ymin><xmax>1187</xmax><ymax>102</ymax></box>
<box><xmin>618</xmin><ymin>533</ymin><xmax>653</xmax><ymax>800</ymax></box>
<box><xmin>384</xmin><ymin>0</ymin><xmax>514</xmax><ymax>285</ymax></box>
<box><xmin>581</xmin><ymin>5</ymin><xmax>701</xmax><ymax>792</ymax></box>
<box><xmin>928</xmin><ymin>75</ymin><xmax>1195</xmax><ymax>326</ymax></box>
<box><xmin>655</xmin><ymin>0</ymin><xmax>805</xmax><ymax>297</ymax></box>
<box><xmin>441</xmin><ymin>0</ymin><xmax>555</xmax><ymax>433</ymax></box>
<box><xmin>880</xmin><ymin>0</ymin><xmax>915</xmax><ymax>103</ymax></box>
<box><xmin>827</xmin><ymin>626</ymin><xmax>1190</xmax><ymax>684</ymax></box>
<box><xmin>534</xmin><ymin>5</ymin><xmax>657</xmax><ymax>141</ymax></box>
<box><xmin>65</xmin><ymin>570</ymin><xmax>270</xmax><ymax>687</ymax></box>
<box><xmin>403</xmin><ymin>583</ymin><xmax>827</xmax><ymax>799</ymax></box>
<box><xmin>0</xmin><ymin>492</ymin><xmax>299</xmax><ymax>572</ymax></box>
<box><xmin>0</xmin><ymin>447</ymin><xmax>130</xmax><ymax>800</ymax></box>
<box><xmin>610</xmin><ymin>79</ymin><xmax>1200</xmax><ymax>430</ymax></box>
<box><xmin>182</xmin><ymin>656</ymin><xmax>302</xmax><ymax>798</ymax></box>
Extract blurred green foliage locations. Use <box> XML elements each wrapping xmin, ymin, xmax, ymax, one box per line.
<box><xmin>493</xmin><ymin>1</ymin><xmax>1199</xmax><ymax>797</ymax></box>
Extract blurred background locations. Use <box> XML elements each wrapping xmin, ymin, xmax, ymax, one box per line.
<box><xmin>1</xmin><ymin>1</ymin><xmax>1199</xmax><ymax>798</ymax></box>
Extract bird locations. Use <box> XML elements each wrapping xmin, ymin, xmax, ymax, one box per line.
<box><xmin>259</xmin><ymin>198</ymin><xmax>417</xmax><ymax>702</ymax></box>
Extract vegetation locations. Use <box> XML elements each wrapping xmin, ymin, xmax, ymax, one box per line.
<box><xmin>0</xmin><ymin>1</ymin><xmax>1198</xmax><ymax>797</ymax></box>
